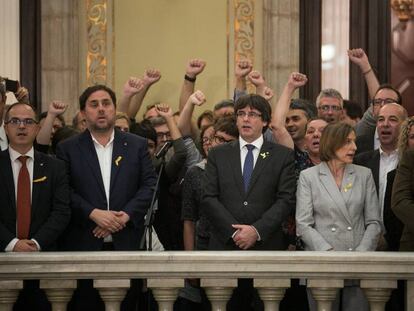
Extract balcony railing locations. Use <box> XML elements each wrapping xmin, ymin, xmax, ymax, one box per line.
<box><xmin>0</xmin><ymin>251</ymin><xmax>413</xmax><ymax>311</ymax></box>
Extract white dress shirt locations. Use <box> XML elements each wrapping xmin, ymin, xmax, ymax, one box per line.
<box><xmin>239</xmin><ymin>135</ymin><xmax>264</xmax><ymax>173</ymax></box>
<box><xmin>5</xmin><ymin>146</ymin><xmax>40</xmax><ymax>251</ymax></box>
<box><xmin>236</xmin><ymin>135</ymin><xmax>264</xmax><ymax>241</ymax></box>
<box><xmin>378</xmin><ymin>147</ymin><xmax>399</xmax><ymax>221</ymax></box>
<box><xmin>91</xmin><ymin>131</ymin><xmax>114</xmax><ymax>242</ymax></box>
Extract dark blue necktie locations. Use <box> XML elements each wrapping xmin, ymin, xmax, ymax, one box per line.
<box><xmin>243</xmin><ymin>144</ymin><xmax>255</xmax><ymax>192</ymax></box>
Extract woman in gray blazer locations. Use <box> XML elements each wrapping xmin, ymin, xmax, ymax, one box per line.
<box><xmin>296</xmin><ymin>122</ymin><xmax>382</xmax><ymax>311</ymax></box>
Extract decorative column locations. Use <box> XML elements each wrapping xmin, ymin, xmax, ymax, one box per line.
<box><xmin>40</xmin><ymin>279</ymin><xmax>77</xmax><ymax>311</ymax></box>
<box><xmin>94</xmin><ymin>279</ymin><xmax>129</xmax><ymax>311</ymax></box>
<box><xmin>147</xmin><ymin>278</ymin><xmax>183</xmax><ymax>311</ymax></box>
<box><xmin>407</xmin><ymin>280</ymin><xmax>414</xmax><ymax>311</ymax></box>
<box><xmin>41</xmin><ymin>0</ymin><xmax>80</xmax><ymax>118</ymax></box>
<box><xmin>254</xmin><ymin>279</ymin><xmax>290</xmax><ymax>311</ymax></box>
<box><xmin>201</xmin><ymin>278</ymin><xmax>237</xmax><ymax>311</ymax></box>
<box><xmin>361</xmin><ymin>279</ymin><xmax>397</xmax><ymax>311</ymax></box>
<box><xmin>308</xmin><ymin>279</ymin><xmax>343</xmax><ymax>311</ymax></box>
<box><xmin>262</xmin><ymin>0</ymin><xmax>300</xmax><ymax>98</ymax></box>
<box><xmin>0</xmin><ymin>280</ymin><xmax>23</xmax><ymax>311</ymax></box>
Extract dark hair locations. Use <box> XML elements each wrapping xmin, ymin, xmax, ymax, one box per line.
<box><xmin>4</xmin><ymin>102</ymin><xmax>38</xmax><ymax>122</ymax></box>
<box><xmin>0</xmin><ymin>77</ymin><xmax>5</xmax><ymax>99</ymax></box>
<box><xmin>213</xmin><ymin>115</ymin><xmax>238</xmax><ymax>138</ymax></box>
<box><xmin>289</xmin><ymin>98</ymin><xmax>317</xmax><ymax>119</ymax></box>
<box><xmin>199</xmin><ymin>124</ymin><xmax>215</xmax><ymax>158</ymax></box>
<box><xmin>304</xmin><ymin>117</ymin><xmax>328</xmax><ymax>133</ymax></box>
<box><xmin>39</xmin><ymin>111</ymin><xmax>66</xmax><ymax>126</ymax></box>
<box><xmin>52</xmin><ymin>126</ymin><xmax>79</xmax><ymax>154</ymax></box>
<box><xmin>234</xmin><ymin>94</ymin><xmax>271</xmax><ymax>131</ymax></box>
<box><xmin>319</xmin><ymin>122</ymin><xmax>355</xmax><ymax>162</ymax></box>
<box><xmin>130</xmin><ymin>119</ymin><xmax>157</xmax><ymax>145</ymax></box>
<box><xmin>79</xmin><ymin>85</ymin><xmax>116</xmax><ymax>110</ymax></box>
<box><xmin>373</xmin><ymin>84</ymin><xmax>402</xmax><ymax>105</ymax></box>
<box><xmin>214</xmin><ymin>99</ymin><xmax>234</xmax><ymax>111</ymax></box>
<box><xmin>197</xmin><ymin>110</ymin><xmax>214</xmax><ymax>129</ymax></box>
<box><xmin>343</xmin><ymin>99</ymin><xmax>363</xmax><ymax>120</ymax></box>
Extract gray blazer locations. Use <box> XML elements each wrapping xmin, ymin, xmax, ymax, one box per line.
<box><xmin>296</xmin><ymin>162</ymin><xmax>381</xmax><ymax>251</ymax></box>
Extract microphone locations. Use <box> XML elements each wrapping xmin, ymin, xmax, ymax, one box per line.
<box><xmin>155</xmin><ymin>141</ymin><xmax>172</xmax><ymax>159</ymax></box>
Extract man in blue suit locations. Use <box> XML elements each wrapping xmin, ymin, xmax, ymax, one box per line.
<box><xmin>56</xmin><ymin>85</ymin><xmax>156</xmax><ymax>310</ymax></box>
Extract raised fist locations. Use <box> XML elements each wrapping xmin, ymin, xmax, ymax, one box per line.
<box><xmin>48</xmin><ymin>100</ymin><xmax>67</xmax><ymax>117</ymax></box>
<box><xmin>186</xmin><ymin>59</ymin><xmax>206</xmax><ymax>78</ymax></box>
<box><xmin>123</xmin><ymin>77</ymin><xmax>144</xmax><ymax>97</ymax></box>
<box><xmin>287</xmin><ymin>72</ymin><xmax>308</xmax><ymax>89</ymax></box>
<box><xmin>248</xmin><ymin>70</ymin><xmax>265</xmax><ymax>87</ymax></box>
<box><xmin>235</xmin><ymin>59</ymin><xmax>253</xmax><ymax>78</ymax></box>
<box><xmin>188</xmin><ymin>90</ymin><xmax>206</xmax><ymax>106</ymax></box>
<box><xmin>143</xmin><ymin>69</ymin><xmax>161</xmax><ymax>86</ymax></box>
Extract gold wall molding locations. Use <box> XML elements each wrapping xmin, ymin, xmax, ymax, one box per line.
<box><xmin>228</xmin><ymin>0</ymin><xmax>263</xmax><ymax>97</ymax></box>
<box><xmin>80</xmin><ymin>0</ymin><xmax>114</xmax><ymax>88</ymax></box>
<box><xmin>234</xmin><ymin>0</ymin><xmax>255</xmax><ymax>63</ymax></box>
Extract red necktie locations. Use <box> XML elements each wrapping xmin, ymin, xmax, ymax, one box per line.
<box><xmin>17</xmin><ymin>156</ymin><xmax>31</xmax><ymax>239</ymax></box>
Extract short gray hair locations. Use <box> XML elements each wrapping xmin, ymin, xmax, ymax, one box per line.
<box><xmin>316</xmin><ymin>88</ymin><xmax>343</xmax><ymax>108</ymax></box>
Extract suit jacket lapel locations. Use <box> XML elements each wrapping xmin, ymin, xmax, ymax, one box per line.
<box><xmin>110</xmin><ymin>130</ymin><xmax>126</xmax><ymax>191</ymax></box>
<box><xmin>341</xmin><ymin>164</ymin><xmax>356</xmax><ymax>206</ymax></box>
<box><xmin>78</xmin><ymin>130</ymin><xmax>106</xmax><ymax>195</ymax></box>
<box><xmin>246</xmin><ymin>142</ymin><xmax>272</xmax><ymax>195</ymax></box>
<box><xmin>0</xmin><ymin>150</ymin><xmax>16</xmax><ymax>209</ymax></box>
<box><xmin>229</xmin><ymin>141</ymin><xmax>245</xmax><ymax>196</ymax></box>
<box><xmin>319</xmin><ymin>162</ymin><xmax>352</xmax><ymax>223</ymax></box>
<box><xmin>371</xmin><ymin>151</ymin><xmax>380</xmax><ymax>194</ymax></box>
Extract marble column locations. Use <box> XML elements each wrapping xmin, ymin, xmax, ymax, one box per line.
<box><xmin>40</xmin><ymin>279</ymin><xmax>76</xmax><ymax>311</ymax></box>
<box><xmin>0</xmin><ymin>280</ymin><xmax>23</xmax><ymax>311</ymax></box>
<box><xmin>262</xmin><ymin>0</ymin><xmax>300</xmax><ymax>98</ymax></box>
<box><xmin>41</xmin><ymin>0</ymin><xmax>80</xmax><ymax>121</ymax></box>
<box><xmin>201</xmin><ymin>278</ymin><xmax>237</xmax><ymax>311</ymax></box>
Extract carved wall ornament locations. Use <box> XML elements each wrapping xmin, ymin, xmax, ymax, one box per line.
<box><xmin>86</xmin><ymin>0</ymin><xmax>109</xmax><ymax>85</ymax></box>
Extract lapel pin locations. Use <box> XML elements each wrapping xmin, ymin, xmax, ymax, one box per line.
<box><xmin>343</xmin><ymin>182</ymin><xmax>353</xmax><ymax>192</ymax></box>
<box><xmin>260</xmin><ymin>151</ymin><xmax>270</xmax><ymax>159</ymax></box>
<box><xmin>115</xmin><ymin>156</ymin><xmax>123</xmax><ymax>166</ymax></box>
<box><xmin>124</xmin><ymin>142</ymin><xmax>128</xmax><ymax>146</ymax></box>
<box><xmin>33</xmin><ymin>176</ymin><xmax>47</xmax><ymax>183</ymax></box>
<box><xmin>40</xmin><ymin>163</ymin><xmax>44</xmax><ymax>166</ymax></box>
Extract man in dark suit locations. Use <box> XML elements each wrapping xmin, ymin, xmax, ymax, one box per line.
<box><xmin>202</xmin><ymin>94</ymin><xmax>296</xmax><ymax>251</ymax></box>
<box><xmin>56</xmin><ymin>85</ymin><xmax>156</xmax><ymax>311</ymax></box>
<box><xmin>202</xmin><ymin>94</ymin><xmax>296</xmax><ymax>310</ymax></box>
<box><xmin>354</xmin><ymin>103</ymin><xmax>407</xmax><ymax>249</ymax></box>
<box><xmin>0</xmin><ymin>102</ymin><xmax>70</xmax><ymax>310</ymax></box>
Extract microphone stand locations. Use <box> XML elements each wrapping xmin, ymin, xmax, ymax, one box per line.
<box><xmin>138</xmin><ymin>150</ymin><xmax>168</xmax><ymax>311</ymax></box>
<box><xmin>139</xmin><ymin>156</ymin><xmax>165</xmax><ymax>251</ymax></box>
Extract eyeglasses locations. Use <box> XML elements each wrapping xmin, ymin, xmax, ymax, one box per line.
<box><xmin>213</xmin><ymin>135</ymin><xmax>233</xmax><ymax>144</ymax></box>
<box><xmin>318</xmin><ymin>105</ymin><xmax>342</xmax><ymax>112</ymax></box>
<box><xmin>201</xmin><ymin>136</ymin><xmax>212</xmax><ymax>144</ymax></box>
<box><xmin>236</xmin><ymin>111</ymin><xmax>262</xmax><ymax>119</ymax></box>
<box><xmin>5</xmin><ymin>118</ymin><xmax>38</xmax><ymax>126</ymax></box>
<box><xmin>371</xmin><ymin>98</ymin><xmax>397</xmax><ymax>106</ymax></box>
<box><xmin>156</xmin><ymin>131</ymin><xmax>171</xmax><ymax>139</ymax></box>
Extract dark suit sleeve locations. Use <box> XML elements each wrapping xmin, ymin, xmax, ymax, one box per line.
<box><xmin>392</xmin><ymin>150</ymin><xmax>414</xmax><ymax>234</ymax></box>
<box><xmin>252</xmin><ymin>148</ymin><xmax>296</xmax><ymax>241</ymax></box>
<box><xmin>122</xmin><ymin>141</ymin><xmax>156</xmax><ymax>227</ymax></box>
<box><xmin>202</xmin><ymin>148</ymin><xmax>239</xmax><ymax>243</ymax></box>
<box><xmin>55</xmin><ymin>143</ymin><xmax>97</xmax><ymax>222</ymax></box>
<box><xmin>32</xmin><ymin>159</ymin><xmax>71</xmax><ymax>249</ymax></box>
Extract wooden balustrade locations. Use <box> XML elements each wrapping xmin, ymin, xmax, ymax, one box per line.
<box><xmin>0</xmin><ymin>251</ymin><xmax>413</xmax><ymax>311</ymax></box>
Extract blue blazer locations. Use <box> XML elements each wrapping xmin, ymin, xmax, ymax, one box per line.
<box><xmin>56</xmin><ymin>129</ymin><xmax>156</xmax><ymax>251</ymax></box>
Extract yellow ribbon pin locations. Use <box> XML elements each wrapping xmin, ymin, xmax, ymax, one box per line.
<box><xmin>33</xmin><ymin>176</ymin><xmax>47</xmax><ymax>183</ymax></box>
<box><xmin>343</xmin><ymin>182</ymin><xmax>353</xmax><ymax>192</ymax></box>
<box><xmin>115</xmin><ymin>156</ymin><xmax>123</xmax><ymax>166</ymax></box>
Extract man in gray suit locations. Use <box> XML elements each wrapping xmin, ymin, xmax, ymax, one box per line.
<box><xmin>202</xmin><ymin>94</ymin><xmax>296</xmax><ymax>251</ymax></box>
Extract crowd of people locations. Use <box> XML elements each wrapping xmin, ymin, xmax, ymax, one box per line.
<box><xmin>0</xmin><ymin>47</ymin><xmax>413</xmax><ymax>311</ymax></box>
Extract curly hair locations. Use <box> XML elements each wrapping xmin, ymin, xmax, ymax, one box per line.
<box><xmin>398</xmin><ymin>116</ymin><xmax>414</xmax><ymax>159</ymax></box>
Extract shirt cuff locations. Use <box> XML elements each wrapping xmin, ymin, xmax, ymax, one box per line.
<box><xmin>5</xmin><ymin>238</ymin><xmax>19</xmax><ymax>252</ymax></box>
<box><xmin>31</xmin><ymin>239</ymin><xmax>41</xmax><ymax>251</ymax></box>
<box><xmin>251</xmin><ymin>226</ymin><xmax>261</xmax><ymax>241</ymax></box>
